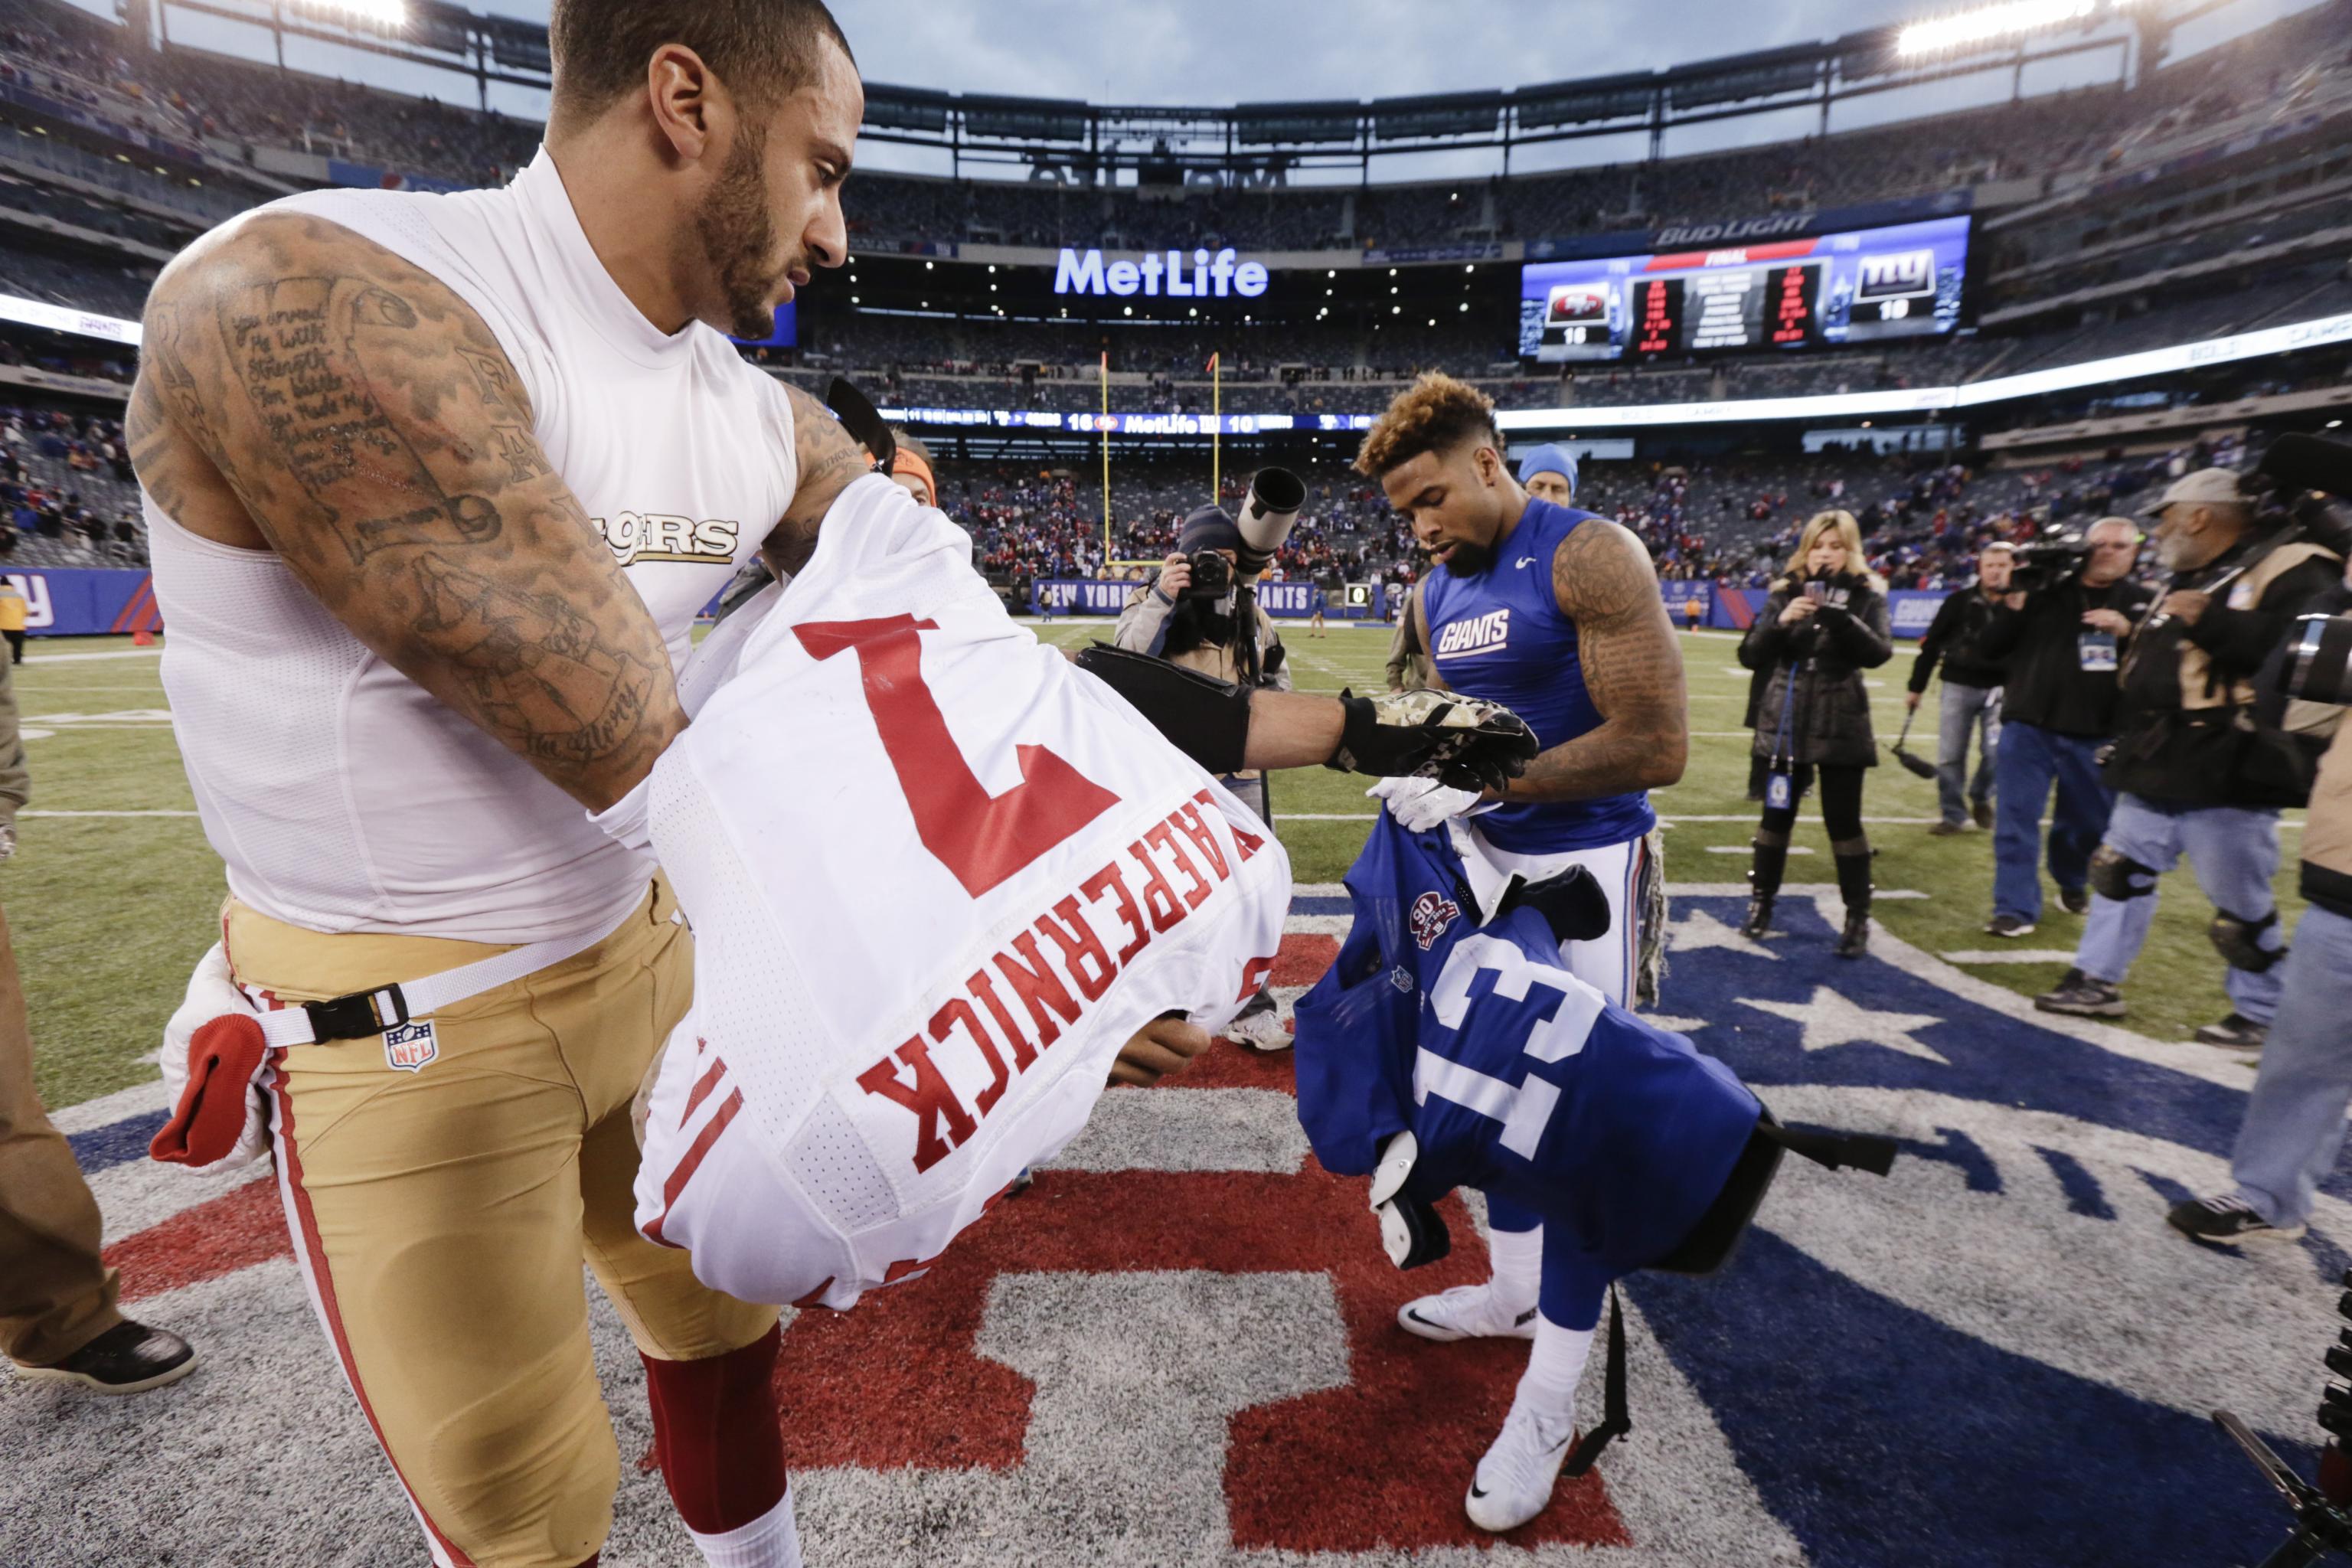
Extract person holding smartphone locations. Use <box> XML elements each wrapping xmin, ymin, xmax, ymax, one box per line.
<box><xmin>1737</xmin><ymin>511</ymin><xmax>1895</xmax><ymax>956</ymax></box>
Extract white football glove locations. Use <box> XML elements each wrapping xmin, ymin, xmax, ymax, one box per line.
<box><xmin>1367</xmin><ymin>776</ymin><xmax>1485</xmax><ymax>833</ymax></box>
<box><xmin>150</xmin><ymin>942</ymin><xmax>276</xmax><ymax>1172</ymax></box>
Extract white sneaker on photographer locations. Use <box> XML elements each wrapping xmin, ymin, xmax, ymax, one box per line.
<box><xmin>1397</xmin><ymin>1282</ymin><xmax>1539</xmax><ymax>1343</ymax></box>
<box><xmin>1465</xmin><ymin>1403</ymin><xmax>1578</xmax><ymax>1533</ymax></box>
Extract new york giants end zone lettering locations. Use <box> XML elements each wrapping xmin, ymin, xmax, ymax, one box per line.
<box><xmin>633</xmin><ymin>476</ymin><xmax>1291</xmax><ymax>1311</ymax></box>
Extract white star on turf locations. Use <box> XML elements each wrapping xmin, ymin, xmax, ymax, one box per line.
<box><xmin>1740</xmin><ymin>986</ymin><xmax>1950</xmax><ymax>1065</ymax></box>
<box><xmin>1668</xmin><ymin>907</ymin><xmax>1778</xmax><ymax>962</ymax></box>
<box><xmin>1645</xmin><ymin>1015</ymin><xmax>1709</xmax><ymax>1034</ymax></box>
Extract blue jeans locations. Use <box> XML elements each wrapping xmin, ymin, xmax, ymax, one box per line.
<box><xmin>1991</xmin><ymin>720</ymin><xmax>2112</xmax><ymax>924</ymax></box>
<box><xmin>2074</xmin><ymin>793</ymin><xmax>2285</xmax><ymax>1024</ymax></box>
<box><xmin>2232</xmin><ymin>905</ymin><xmax>2352</xmax><ymax>1227</ymax></box>
<box><xmin>1936</xmin><ymin>683</ymin><xmax>2000</xmax><ymax>826</ymax></box>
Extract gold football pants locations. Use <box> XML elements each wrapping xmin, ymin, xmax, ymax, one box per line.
<box><xmin>223</xmin><ymin>879</ymin><xmax>777</xmax><ymax>1568</ymax></box>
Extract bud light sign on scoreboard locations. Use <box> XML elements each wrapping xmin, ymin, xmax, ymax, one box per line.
<box><xmin>1519</xmin><ymin>214</ymin><xmax>1969</xmax><ymax>362</ymax></box>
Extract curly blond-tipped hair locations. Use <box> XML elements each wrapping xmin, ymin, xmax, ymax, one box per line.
<box><xmin>1354</xmin><ymin>373</ymin><xmax>1501</xmax><ymax>479</ymax></box>
<box><xmin>1779</xmin><ymin>509</ymin><xmax>1886</xmax><ymax>591</ymax></box>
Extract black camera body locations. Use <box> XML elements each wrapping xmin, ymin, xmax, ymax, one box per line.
<box><xmin>1181</xmin><ymin>548</ymin><xmax>1233</xmax><ymax>601</ymax></box>
<box><xmin>2007</xmin><ymin>537</ymin><xmax>2089</xmax><ymax>594</ymax></box>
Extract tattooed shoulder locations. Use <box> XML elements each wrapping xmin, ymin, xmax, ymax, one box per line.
<box><xmin>130</xmin><ymin>210</ymin><xmax>680</xmax><ymax>809</ymax></box>
<box><xmin>1551</xmin><ymin>517</ymin><xmax>1660</xmax><ymax>623</ymax></box>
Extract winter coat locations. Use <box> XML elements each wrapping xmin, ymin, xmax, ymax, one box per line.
<box><xmin>1740</xmin><ymin>574</ymin><xmax>1895</xmax><ymax>769</ymax></box>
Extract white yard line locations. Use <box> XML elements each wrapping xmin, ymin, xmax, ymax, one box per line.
<box><xmin>21</xmin><ymin>808</ymin><xmax>198</xmax><ymax>817</ymax></box>
<box><xmin>21</xmin><ymin>647</ymin><xmax>165</xmax><ymax>663</ymax></box>
<box><xmin>1939</xmin><ymin>949</ymin><xmax>2081</xmax><ymax>965</ymax></box>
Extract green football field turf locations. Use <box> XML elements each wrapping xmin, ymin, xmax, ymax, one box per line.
<box><xmin>10</xmin><ymin>624</ymin><xmax>2288</xmax><ymax>1109</ymax></box>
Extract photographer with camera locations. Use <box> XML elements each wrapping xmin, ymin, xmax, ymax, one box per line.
<box><xmin>2034</xmin><ymin>469</ymin><xmax>2344</xmax><ymax>1046</ymax></box>
<box><xmin>1976</xmin><ymin>517</ymin><xmax>2155</xmax><ymax>939</ymax></box>
<box><xmin>1737</xmin><ymin>510</ymin><xmax>1894</xmax><ymax>958</ymax></box>
<box><xmin>1117</xmin><ymin>475</ymin><xmax>1305</xmax><ymax>1050</ymax></box>
<box><xmin>1906</xmin><ymin>541</ymin><xmax>2013</xmax><ymax>835</ymax></box>
<box><xmin>2172</xmin><ymin>541</ymin><xmax>2352</xmax><ymax>1242</ymax></box>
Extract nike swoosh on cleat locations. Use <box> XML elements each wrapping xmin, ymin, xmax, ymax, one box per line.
<box><xmin>1513</xmin><ymin>1308</ymin><xmax>1537</xmax><ymax>1326</ymax></box>
<box><xmin>1470</xmin><ymin>1484</ymin><xmax>1489</xmax><ymax>1498</ymax></box>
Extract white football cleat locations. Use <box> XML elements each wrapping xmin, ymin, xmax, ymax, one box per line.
<box><xmin>1226</xmin><ymin>1001</ymin><xmax>1292</xmax><ymax>1053</ymax></box>
<box><xmin>1465</xmin><ymin>1403</ymin><xmax>1578</xmax><ymax>1533</ymax></box>
<box><xmin>1396</xmin><ymin>1282</ymin><xmax>1539</xmax><ymax>1343</ymax></box>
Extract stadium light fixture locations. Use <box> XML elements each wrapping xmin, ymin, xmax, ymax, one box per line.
<box><xmin>1895</xmin><ymin>0</ymin><xmax>2130</xmax><ymax>58</ymax></box>
<box><xmin>292</xmin><ymin>0</ymin><xmax>407</xmax><ymax>25</ymax></box>
<box><xmin>926</xmin><ymin>260</ymin><xmax>934</xmax><ymax>270</ymax></box>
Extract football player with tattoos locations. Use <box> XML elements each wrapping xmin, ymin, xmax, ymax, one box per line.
<box><xmin>1352</xmin><ymin>373</ymin><xmax>1687</xmax><ymax>1531</ymax></box>
<box><xmin>129</xmin><ymin>7</ymin><xmax>1538</xmax><ymax>1563</ymax></box>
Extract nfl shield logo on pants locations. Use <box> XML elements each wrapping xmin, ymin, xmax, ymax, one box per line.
<box><xmin>383</xmin><ymin>1019</ymin><xmax>439</xmax><ymax>1073</ymax></box>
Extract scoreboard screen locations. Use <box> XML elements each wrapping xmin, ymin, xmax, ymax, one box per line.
<box><xmin>1519</xmin><ymin>214</ymin><xmax>1968</xmax><ymax>363</ymax></box>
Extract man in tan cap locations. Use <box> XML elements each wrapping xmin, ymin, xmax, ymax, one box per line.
<box><xmin>2036</xmin><ymin>467</ymin><xmax>2343</xmax><ymax>1045</ymax></box>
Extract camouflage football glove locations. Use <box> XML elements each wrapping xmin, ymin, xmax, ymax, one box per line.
<box><xmin>1328</xmin><ymin>688</ymin><xmax>1540</xmax><ymax>795</ymax></box>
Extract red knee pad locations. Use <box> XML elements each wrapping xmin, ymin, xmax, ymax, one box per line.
<box><xmin>642</xmin><ymin>1325</ymin><xmax>788</xmax><ymax>1535</ymax></box>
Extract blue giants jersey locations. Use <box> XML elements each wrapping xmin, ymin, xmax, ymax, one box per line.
<box><xmin>1294</xmin><ymin>813</ymin><xmax>1759</xmax><ymax>1283</ymax></box>
<box><xmin>1422</xmin><ymin>498</ymin><xmax>1656</xmax><ymax>852</ymax></box>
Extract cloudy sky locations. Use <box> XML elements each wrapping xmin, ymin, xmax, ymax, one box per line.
<box><xmin>126</xmin><ymin>0</ymin><xmax>2319</xmax><ymax>178</ymax></box>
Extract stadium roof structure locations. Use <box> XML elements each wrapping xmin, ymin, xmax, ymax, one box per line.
<box><xmin>155</xmin><ymin>0</ymin><xmax>2190</xmax><ymax>177</ymax></box>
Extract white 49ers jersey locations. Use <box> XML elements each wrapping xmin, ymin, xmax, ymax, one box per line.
<box><xmin>633</xmin><ymin>475</ymin><xmax>1291</xmax><ymax>1309</ymax></box>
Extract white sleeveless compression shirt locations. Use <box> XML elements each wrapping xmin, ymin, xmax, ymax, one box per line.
<box><xmin>148</xmin><ymin>147</ymin><xmax>799</xmax><ymax>942</ymax></box>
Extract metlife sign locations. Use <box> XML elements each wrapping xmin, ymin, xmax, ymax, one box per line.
<box><xmin>1054</xmin><ymin>247</ymin><xmax>1269</xmax><ymax>299</ymax></box>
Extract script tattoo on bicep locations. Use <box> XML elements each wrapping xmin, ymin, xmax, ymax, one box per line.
<box><xmin>1503</xmin><ymin>520</ymin><xmax>1687</xmax><ymax>801</ymax></box>
<box><xmin>132</xmin><ymin>214</ymin><xmax>684</xmax><ymax>807</ymax></box>
<box><xmin>214</xmin><ymin>276</ymin><xmax>505</xmax><ymax>566</ymax></box>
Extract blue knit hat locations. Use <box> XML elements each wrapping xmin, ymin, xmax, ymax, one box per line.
<box><xmin>1178</xmin><ymin>506</ymin><xmax>1242</xmax><ymax>554</ymax></box>
<box><xmin>1518</xmin><ymin>444</ymin><xmax>1577</xmax><ymax>495</ymax></box>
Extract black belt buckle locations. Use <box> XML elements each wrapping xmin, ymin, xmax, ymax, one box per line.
<box><xmin>302</xmin><ymin>985</ymin><xmax>409</xmax><ymax>1042</ymax></box>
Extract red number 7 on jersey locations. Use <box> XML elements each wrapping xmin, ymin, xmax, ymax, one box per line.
<box><xmin>795</xmin><ymin>615</ymin><xmax>1120</xmax><ymax>898</ymax></box>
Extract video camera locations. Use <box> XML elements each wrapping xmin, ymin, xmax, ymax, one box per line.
<box><xmin>2265</xmin><ymin>434</ymin><xmax>2352</xmax><ymax>707</ymax></box>
<box><xmin>2006</xmin><ymin>534</ymin><xmax>2090</xmax><ymax>593</ymax></box>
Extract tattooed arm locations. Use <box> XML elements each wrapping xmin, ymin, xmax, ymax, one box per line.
<box><xmin>1489</xmin><ymin>518</ymin><xmax>1687</xmax><ymax>802</ymax></box>
<box><xmin>757</xmin><ymin>383</ymin><xmax>876</xmax><ymax>578</ymax></box>
<box><xmin>129</xmin><ymin>213</ymin><xmax>675</xmax><ymax>811</ymax></box>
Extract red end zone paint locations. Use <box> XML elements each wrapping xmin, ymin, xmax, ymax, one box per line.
<box><xmin>108</xmin><ymin>1175</ymin><xmax>291</xmax><ymax>1302</ymax></box>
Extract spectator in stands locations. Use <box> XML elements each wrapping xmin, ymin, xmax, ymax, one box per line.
<box><xmin>1736</xmin><ymin>510</ymin><xmax>1894</xmax><ymax>958</ymax></box>
<box><xmin>1906</xmin><ymin>541</ymin><xmax>2013</xmax><ymax>835</ymax></box>
<box><xmin>2034</xmin><ymin>470</ymin><xmax>2343</xmax><ymax>1046</ymax></box>
<box><xmin>1975</xmin><ymin>517</ymin><xmax>2155</xmax><ymax>938</ymax></box>
<box><xmin>0</xmin><ymin>580</ymin><xmax>21</xmax><ymax>664</ymax></box>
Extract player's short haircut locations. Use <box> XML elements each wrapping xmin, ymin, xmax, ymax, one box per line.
<box><xmin>893</xmin><ymin>430</ymin><xmax>934</xmax><ymax>466</ymax></box>
<box><xmin>1354</xmin><ymin>373</ymin><xmax>1501</xmax><ymax>480</ymax></box>
<box><xmin>550</xmin><ymin>0</ymin><xmax>855</xmax><ymax>120</ymax></box>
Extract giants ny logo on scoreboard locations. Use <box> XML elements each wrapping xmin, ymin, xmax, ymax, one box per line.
<box><xmin>1857</xmin><ymin>249</ymin><xmax>1936</xmax><ymax>305</ymax></box>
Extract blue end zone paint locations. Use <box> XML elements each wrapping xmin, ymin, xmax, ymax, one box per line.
<box><xmin>68</xmin><ymin>1109</ymin><xmax>167</xmax><ymax>1175</ymax></box>
<box><xmin>1628</xmin><ymin>1230</ymin><xmax>2309</xmax><ymax>1568</ymax></box>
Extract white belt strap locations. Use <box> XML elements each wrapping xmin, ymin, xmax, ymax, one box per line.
<box><xmin>249</xmin><ymin>898</ymin><xmax>652</xmax><ymax>1049</ymax></box>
